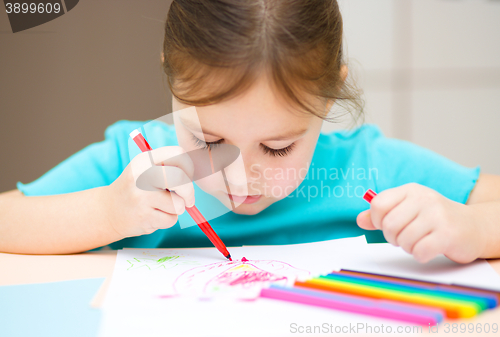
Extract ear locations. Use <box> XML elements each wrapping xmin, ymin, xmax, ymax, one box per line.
<box><xmin>161</xmin><ymin>52</ymin><xmax>165</xmax><ymax>63</ymax></box>
<box><xmin>326</xmin><ymin>99</ymin><xmax>335</xmax><ymax>112</ymax></box>
<box><xmin>340</xmin><ymin>64</ymin><xmax>348</xmax><ymax>82</ymax></box>
<box><xmin>172</xmin><ymin>95</ymin><xmax>181</xmax><ymax>111</ymax></box>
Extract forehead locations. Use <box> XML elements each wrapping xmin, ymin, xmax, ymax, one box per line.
<box><xmin>176</xmin><ymin>73</ymin><xmax>321</xmax><ymax>139</ymax></box>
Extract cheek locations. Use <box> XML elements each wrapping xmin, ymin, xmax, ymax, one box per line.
<box><xmin>261</xmin><ymin>139</ymin><xmax>317</xmax><ymax>199</ymax></box>
<box><xmin>194</xmin><ymin>173</ymin><xmax>225</xmax><ymax>194</ymax></box>
<box><xmin>261</xmin><ymin>159</ymin><xmax>310</xmax><ymax>199</ymax></box>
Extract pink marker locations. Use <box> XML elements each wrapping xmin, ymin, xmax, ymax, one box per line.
<box><xmin>261</xmin><ymin>285</ymin><xmax>443</xmax><ymax>326</ymax></box>
<box><xmin>129</xmin><ymin>129</ymin><xmax>232</xmax><ymax>261</ymax></box>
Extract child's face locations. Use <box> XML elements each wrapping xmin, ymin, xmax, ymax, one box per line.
<box><xmin>173</xmin><ymin>74</ymin><xmax>324</xmax><ymax>215</ymax></box>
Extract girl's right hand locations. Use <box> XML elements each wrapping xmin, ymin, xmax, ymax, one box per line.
<box><xmin>103</xmin><ymin>146</ymin><xmax>195</xmax><ymax>238</ymax></box>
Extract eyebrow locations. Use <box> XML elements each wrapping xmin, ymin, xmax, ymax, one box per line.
<box><xmin>180</xmin><ymin>117</ymin><xmax>308</xmax><ymax>142</ymax></box>
<box><xmin>262</xmin><ymin>128</ymin><xmax>309</xmax><ymax>141</ymax></box>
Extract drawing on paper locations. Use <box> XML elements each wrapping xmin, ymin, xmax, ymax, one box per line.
<box><xmin>126</xmin><ymin>255</ymin><xmax>199</xmax><ymax>271</ymax></box>
<box><xmin>172</xmin><ymin>257</ymin><xmax>310</xmax><ymax>298</ymax></box>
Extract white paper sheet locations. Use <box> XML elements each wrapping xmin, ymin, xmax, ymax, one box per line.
<box><xmin>102</xmin><ymin>236</ymin><xmax>371</xmax><ymax>307</ymax></box>
<box><xmin>100</xmin><ymin>236</ymin><xmax>420</xmax><ymax>337</ymax></box>
<box><xmin>99</xmin><ymin>295</ymin><xmax>420</xmax><ymax>337</ymax></box>
<box><xmin>350</xmin><ymin>243</ymin><xmax>500</xmax><ymax>291</ymax></box>
<box><xmin>99</xmin><ymin>237</ymin><xmax>500</xmax><ymax>337</ymax></box>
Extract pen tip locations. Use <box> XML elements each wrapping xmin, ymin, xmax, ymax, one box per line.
<box><xmin>226</xmin><ymin>254</ymin><xmax>232</xmax><ymax>261</ymax></box>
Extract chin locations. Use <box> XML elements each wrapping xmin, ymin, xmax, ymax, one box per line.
<box><xmin>211</xmin><ymin>193</ymin><xmax>275</xmax><ymax>216</ymax></box>
<box><xmin>231</xmin><ymin>204</ymin><xmax>265</xmax><ymax>216</ymax></box>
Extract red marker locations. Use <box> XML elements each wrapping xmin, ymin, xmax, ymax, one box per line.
<box><xmin>129</xmin><ymin>129</ymin><xmax>232</xmax><ymax>261</ymax></box>
<box><xmin>363</xmin><ymin>189</ymin><xmax>377</xmax><ymax>203</ymax></box>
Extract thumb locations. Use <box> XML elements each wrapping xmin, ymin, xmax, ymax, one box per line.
<box><xmin>356</xmin><ymin>210</ymin><xmax>377</xmax><ymax>230</ymax></box>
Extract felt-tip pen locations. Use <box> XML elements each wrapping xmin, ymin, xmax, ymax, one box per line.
<box><xmin>129</xmin><ymin>129</ymin><xmax>232</xmax><ymax>261</ymax></box>
<box><xmin>363</xmin><ymin>189</ymin><xmax>377</xmax><ymax>203</ymax></box>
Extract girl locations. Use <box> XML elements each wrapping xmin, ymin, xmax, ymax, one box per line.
<box><xmin>1</xmin><ymin>0</ymin><xmax>499</xmax><ymax>264</ymax></box>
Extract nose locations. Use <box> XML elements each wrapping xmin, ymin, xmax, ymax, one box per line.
<box><xmin>221</xmin><ymin>144</ymin><xmax>264</xmax><ymax>195</ymax></box>
<box><xmin>222</xmin><ymin>153</ymin><xmax>249</xmax><ymax>192</ymax></box>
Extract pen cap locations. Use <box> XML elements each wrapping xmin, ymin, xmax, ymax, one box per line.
<box><xmin>363</xmin><ymin>189</ymin><xmax>377</xmax><ymax>203</ymax></box>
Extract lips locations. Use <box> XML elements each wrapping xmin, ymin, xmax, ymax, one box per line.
<box><xmin>227</xmin><ymin>194</ymin><xmax>262</xmax><ymax>204</ymax></box>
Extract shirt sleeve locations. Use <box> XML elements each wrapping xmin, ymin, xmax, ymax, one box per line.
<box><xmin>366</xmin><ymin>127</ymin><xmax>480</xmax><ymax>204</ymax></box>
<box><xmin>17</xmin><ymin>120</ymin><xmax>140</xmax><ymax>196</ymax></box>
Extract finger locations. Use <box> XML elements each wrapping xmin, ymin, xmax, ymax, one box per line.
<box><xmin>380</xmin><ymin>199</ymin><xmax>419</xmax><ymax>246</ymax></box>
<box><xmin>147</xmin><ymin>190</ymin><xmax>186</xmax><ymax>215</ymax></box>
<box><xmin>130</xmin><ymin>146</ymin><xmax>195</xmax><ymax>191</ymax></box>
<box><xmin>356</xmin><ymin>210</ymin><xmax>377</xmax><ymax>230</ymax></box>
<box><xmin>140</xmin><ymin>208</ymin><xmax>178</xmax><ymax>235</ymax></box>
<box><xmin>139</xmin><ymin>165</ymin><xmax>191</xmax><ymax>190</ymax></box>
<box><xmin>151</xmin><ymin>146</ymin><xmax>195</xmax><ymax>179</ymax></box>
<box><xmin>395</xmin><ymin>216</ymin><xmax>433</xmax><ymax>255</ymax></box>
<box><xmin>411</xmin><ymin>233</ymin><xmax>443</xmax><ymax>264</ymax></box>
<box><xmin>370</xmin><ymin>185</ymin><xmax>410</xmax><ymax>230</ymax></box>
<box><xmin>169</xmin><ymin>182</ymin><xmax>195</xmax><ymax>208</ymax></box>
<box><xmin>150</xmin><ymin>208</ymin><xmax>178</xmax><ymax>230</ymax></box>
<box><xmin>139</xmin><ymin>165</ymin><xmax>196</xmax><ymax>207</ymax></box>
<box><xmin>130</xmin><ymin>150</ymin><xmax>160</xmax><ymax>182</ymax></box>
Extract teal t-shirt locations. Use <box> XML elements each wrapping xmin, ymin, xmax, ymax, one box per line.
<box><xmin>17</xmin><ymin>121</ymin><xmax>480</xmax><ymax>248</ymax></box>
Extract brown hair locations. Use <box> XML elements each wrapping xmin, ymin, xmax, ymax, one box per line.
<box><xmin>162</xmin><ymin>0</ymin><xmax>363</xmax><ymax>122</ymax></box>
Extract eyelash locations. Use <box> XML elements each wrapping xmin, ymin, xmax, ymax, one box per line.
<box><xmin>191</xmin><ymin>134</ymin><xmax>295</xmax><ymax>157</ymax></box>
<box><xmin>260</xmin><ymin>142</ymin><xmax>296</xmax><ymax>157</ymax></box>
<box><xmin>191</xmin><ymin>134</ymin><xmax>224</xmax><ymax>150</ymax></box>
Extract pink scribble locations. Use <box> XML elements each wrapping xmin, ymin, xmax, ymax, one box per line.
<box><xmin>212</xmin><ymin>267</ymin><xmax>287</xmax><ymax>287</ymax></box>
<box><xmin>157</xmin><ymin>294</ymin><xmax>178</xmax><ymax>299</ymax></box>
<box><xmin>172</xmin><ymin>259</ymin><xmax>311</xmax><ymax>298</ymax></box>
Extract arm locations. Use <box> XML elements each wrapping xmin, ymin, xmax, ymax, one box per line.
<box><xmin>354</xmin><ymin>129</ymin><xmax>500</xmax><ymax>263</ymax></box>
<box><xmin>357</xmin><ymin>173</ymin><xmax>500</xmax><ymax>263</ymax></box>
<box><xmin>0</xmin><ymin>188</ymin><xmax>122</xmax><ymax>254</ymax></box>
<box><xmin>0</xmin><ymin>147</ymin><xmax>195</xmax><ymax>255</ymax></box>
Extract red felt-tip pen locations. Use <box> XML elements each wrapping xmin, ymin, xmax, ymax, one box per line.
<box><xmin>129</xmin><ymin>129</ymin><xmax>232</xmax><ymax>261</ymax></box>
<box><xmin>363</xmin><ymin>189</ymin><xmax>377</xmax><ymax>203</ymax></box>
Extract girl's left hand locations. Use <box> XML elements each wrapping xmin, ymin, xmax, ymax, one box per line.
<box><xmin>357</xmin><ymin>183</ymin><xmax>486</xmax><ymax>264</ymax></box>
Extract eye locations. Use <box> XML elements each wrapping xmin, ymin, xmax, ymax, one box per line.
<box><xmin>260</xmin><ymin>143</ymin><xmax>296</xmax><ymax>157</ymax></box>
<box><xmin>191</xmin><ymin>134</ymin><xmax>223</xmax><ymax>150</ymax></box>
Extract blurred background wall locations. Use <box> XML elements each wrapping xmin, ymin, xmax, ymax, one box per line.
<box><xmin>329</xmin><ymin>0</ymin><xmax>500</xmax><ymax>175</ymax></box>
<box><xmin>0</xmin><ymin>0</ymin><xmax>499</xmax><ymax>193</ymax></box>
